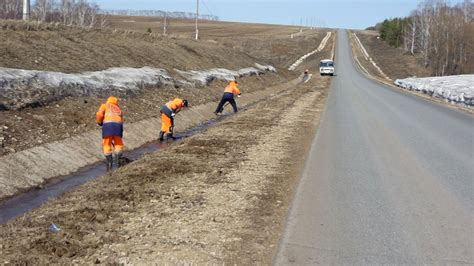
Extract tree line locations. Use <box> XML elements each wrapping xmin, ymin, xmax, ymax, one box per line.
<box><xmin>103</xmin><ymin>9</ymin><xmax>219</xmax><ymax>21</ymax></box>
<box><xmin>371</xmin><ymin>0</ymin><xmax>473</xmax><ymax>76</ymax></box>
<box><xmin>1</xmin><ymin>1</ymin><xmax>219</xmax><ymax>28</ymax></box>
<box><xmin>0</xmin><ymin>0</ymin><xmax>107</xmax><ymax>27</ymax></box>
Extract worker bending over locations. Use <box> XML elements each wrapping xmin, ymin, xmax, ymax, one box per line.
<box><xmin>96</xmin><ymin>96</ymin><xmax>124</xmax><ymax>171</ymax></box>
<box><xmin>214</xmin><ymin>80</ymin><xmax>241</xmax><ymax>115</ymax></box>
<box><xmin>160</xmin><ymin>98</ymin><xmax>189</xmax><ymax>141</ymax></box>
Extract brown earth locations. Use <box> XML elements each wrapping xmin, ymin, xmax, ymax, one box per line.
<box><xmin>0</xmin><ymin>17</ymin><xmax>334</xmax><ymax>262</ymax></box>
<box><xmin>0</xmin><ymin>71</ymin><xmax>331</xmax><ymax>264</ymax></box>
<box><xmin>0</xmin><ymin>18</ymin><xmax>323</xmax><ymax>73</ymax></box>
<box><xmin>0</xmin><ymin>19</ymin><xmax>253</xmax><ymax>73</ymax></box>
<box><xmin>353</xmin><ymin>30</ymin><xmax>431</xmax><ymax>80</ymax></box>
<box><xmin>0</xmin><ymin>73</ymin><xmax>286</xmax><ymax>156</ymax></box>
<box><xmin>108</xmin><ymin>16</ymin><xmax>331</xmax><ymax>69</ymax></box>
<box><xmin>0</xmin><ymin>18</ymin><xmax>330</xmax><ymax>156</ymax></box>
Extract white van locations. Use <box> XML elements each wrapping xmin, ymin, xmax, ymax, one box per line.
<box><xmin>320</xmin><ymin>59</ymin><xmax>335</xmax><ymax>76</ymax></box>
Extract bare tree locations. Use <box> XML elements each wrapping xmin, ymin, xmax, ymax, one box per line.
<box><xmin>32</xmin><ymin>0</ymin><xmax>53</xmax><ymax>22</ymax></box>
<box><xmin>98</xmin><ymin>13</ymin><xmax>108</xmax><ymax>28</ymax></box>
<box><xmin>0</xmin><ymin>0</ymin><xmax>22</xmax><ymax>19</ymax></box>
<box><xmin>87</xmin><ymin>2</ymin><xmax>99</xmax><ymax>27</ymax></box>
<box><xmin>402</xmin><ymin>0</ymin><xmax>473</xmax><ymax>75</ymax></box>
<box><xmin>404</xmin><ymin>11</ymin><xmax>419</xmax><ymax>55</ymax></box>
<box><xmin>59</xmin><ymin>0</ymin><xmax>74</xmax><ymax>25</ymax></box>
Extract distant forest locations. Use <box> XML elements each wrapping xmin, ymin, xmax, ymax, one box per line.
<box><xmin>103</xmin><ymin>9</ymin><xmax>219</xmax><ymax>21</ymax></box>
<box><xmin>367</xmin><ymin>0</ymin><xmax>473</xmax><ymax>76</ymax></box>
<box><xmin>0</xmin><ymin>1</ymin><xmax>218</xmax><ymax>29</ymax></box>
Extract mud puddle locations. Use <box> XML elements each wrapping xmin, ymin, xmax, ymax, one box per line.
<box><xmin>0</xmin><ymin>100</ymin><xmax>258</xmax><ymax>224</ymax></box>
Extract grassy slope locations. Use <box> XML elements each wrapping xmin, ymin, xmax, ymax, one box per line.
<box><xmin>355</xmin><ymin>30</ymin><xmax>431</xmax><ymax>80</ymax></box>
<box><xmin>0</xmin><ymin>20</ymin><xmax>261</xmax><ymax>73</ymax></box>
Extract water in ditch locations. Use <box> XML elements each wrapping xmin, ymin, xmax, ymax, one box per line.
<box><xmin>0</xmin><ymin>87</ymin><xmax>295</xmax><ymax>224</ymax></box>
<box><xmin>0</xmin><ymin>114</ymin><xmax>231</xmax><ymax>224</ymax></box>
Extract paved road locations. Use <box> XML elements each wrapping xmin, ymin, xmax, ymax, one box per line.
<box><xmin>275</xmin><ymin>30</ymin><xmax>474</xmax><ymax>264</ymax></box>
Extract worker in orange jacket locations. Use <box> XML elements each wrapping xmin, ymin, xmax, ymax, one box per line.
<box><xmin>214</xmin><ymin>80</ymin><xmax>241</xmax><ymax>115</ymax></box>
<box><xmin>159</xmin><ymin>98</ymin><xmax>189</xmax><ymax>141</ymax></box>
<box><xmin>96</xmin><ymin>96</ymin><xmax>124</xmax><ymax>170</ymax></box>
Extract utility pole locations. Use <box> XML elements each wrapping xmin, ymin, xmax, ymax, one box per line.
<box><xmin>22</xmin><ymin>0</ymin><xmax>30</xmax><ymax>20</ymax></box>
<box><xmin>195</xmin><ymin>0</ymin><xmax>199</xmax><ymax>40</ymax></box>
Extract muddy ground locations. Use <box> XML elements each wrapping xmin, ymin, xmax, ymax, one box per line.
<box><xmin>0</xmin><ymin>17</ymin><xmax>335</xmax><ymax>263</ymax></box>
<box><xmin>0</xmin><ymin>73</ymin><xmax>288</xmax><ymax>156</ymax></box>
<box><xmin>0</xmin><ymin>70</ymin><xmax>331</xmax><ymax>264</ymax></box>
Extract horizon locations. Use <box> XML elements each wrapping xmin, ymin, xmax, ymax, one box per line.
<box><xmin>90</xmin><ymin>0</ymin><xmax>460</xmax><ymax>29</ymax></box>
<box><xmin>27</xmin><ymin>0</ymin><xmax>469</xmax><ymax>29</ymax></box>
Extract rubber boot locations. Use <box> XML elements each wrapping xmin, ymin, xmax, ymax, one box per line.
<box><xmin>167</xmin><ymin>132</ymin><xmax>176</xmax><ymax>140</ymax></box>
<box><xmin>159</xmin><ymin>131</ymin><xmax>165</xmax><ymax>141</ymax></box>
<box><xmin>115</xmin><ymin>153</ymin><xmax>123</xmax><ymax>167</ymax></box>
<box><xmin>105</xmin><ymin>155</ymin><xmax>113</xmax><ymax>171</ymax></box>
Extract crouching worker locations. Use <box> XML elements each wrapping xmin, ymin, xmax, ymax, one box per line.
<box><xmin>96</xmin><ymin>96</ymin><xmax>124</xmax><ymax>171</ymax></box>
<box><xmin>214</xmin><ymin>80</ymin><xmax>241</xmax><ymax>115</ymax></box>
<box><xmin>159</xmin><ymin>98</ymin><xmax>189</xmax><ymax>141</ymax></box>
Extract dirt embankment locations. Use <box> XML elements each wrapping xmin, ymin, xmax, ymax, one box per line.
<box><xmin>0</xmin><ymin>71</ymin><xmax>331</xmax><ymax>264</ymax></box>
<box><xmin>0</xmin><ymin>75</ymin><xmax>303</xmax><ymax>201</ymax></box>
<box><xmin>0</xmin><ymin>20</ymin><xmax>256</xmax><ymax>73</ymax></box>
<box><xmin>0</xmin><ymin>17</ymin><xmax>335</xmax><ymax>263</ymax></box>
<box><xmin>0</xmin><ymin>73</ymin><xmax>287</xmax><ymax>156</ymax></box>
<box><xmin>0</xmin><ymin>19</ymin><xmax>329</xmax><ymax>156</ymax></box>
<box><xmin>351</xmin><ymin>30</ymin><xmax>430</xmax><ymax>80</ymax></box>
<box><xmin>107</xmin><ymin>16</ymin><xmax>329</xmax><ymax>69</ymax></box>
<box><xmin>0</xmin><ymin>18</ymin><xmax>324</xmax><ymax>74</ymax></box>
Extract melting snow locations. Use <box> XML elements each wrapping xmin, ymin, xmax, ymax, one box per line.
<box><xmin>395</xmin><ymin>75</ymin><xmax>474</xmax><ymax>106</ymax></box>
<box><xmin>0</xmin><ymin>64</ymin><xmax>277</xmax><ymax>110</ymax></box>
<box><xmin>176</xmin><ymin>63</ymin><xmax>276</xmax><ymax>85</ymax></box>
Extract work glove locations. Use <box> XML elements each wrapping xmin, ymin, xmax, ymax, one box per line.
<box><xmin>171</xmin><ymin>113</ymin><xmax>175</xmax><ymax>117</ymax></box>
<box><xmin>97</xmin><ymin>122</ymin><xmax>103</xmax><ymax>126</ymax></box>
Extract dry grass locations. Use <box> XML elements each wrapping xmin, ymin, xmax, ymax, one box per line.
<box><xmin>0</xmin><ymin>18</ymin><xmax>326</xmax><ymax>73</ymax></box>
<box><xmin>0</xmin><ymin>17</ymin><xmax>329</xmax><ymax>155</ymax></box>
<box><xmin>0</xmin><ymin>74</ymin><xmax>330</xmax><ymax>264</ymax></box>
<box><xmin>108</xmin><ymin>16</ymin><xmax>329</xmax><ymax>68</ymax></box>
<box><xmin>0</xmin><ymin>73</ymin><xmax>285</xmax><ymax>155</ymax></box>
<box><xmin>0</xmin><ymin>19</ymin><xmax>260</xmax><ymax>73</ymax></box>
<box><xmin>355</xmin><ymin>30</ymin><xmax>431</xmax><ymax>80</ymax></box>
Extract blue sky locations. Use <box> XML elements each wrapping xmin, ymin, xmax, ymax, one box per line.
<box><xmin>92</xmin><ymin>0</ymin><xmax>448</xmax><ymax>29</ymax></box>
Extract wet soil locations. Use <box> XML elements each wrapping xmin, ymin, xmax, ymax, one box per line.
<box><xmin>0</xmin><ymin>19</ymin><xmax>327</xmax><ymax>156</ymax></box>
<box><xmin>0</xmin><ymin>73</ymin><xmax>288</xmax><ymax>156</ymax></box>
<box><xmin>0</xmin><ymin>73</ymin><xmax>331</xmax><ymax>264</ymax></box>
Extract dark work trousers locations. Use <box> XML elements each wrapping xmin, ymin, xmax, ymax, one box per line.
<box><xmin>215</xmin><ymin>92</ymin><xmax>237</xmax><ymax>113</ymax></box>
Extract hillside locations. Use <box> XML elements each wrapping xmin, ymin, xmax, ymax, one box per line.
<box><xmin>0</xmin><ymin>18</ymin><xmax>330</xmax><ymax>156</ymax></box>
<box><xmin>353</xmin><ymin>30</ymin><xmax>431</xmax><ymax>80</ymax></box>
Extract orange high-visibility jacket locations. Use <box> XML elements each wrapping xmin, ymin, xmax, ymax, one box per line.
<box><xmin>96</xmin><ymin>96</ymin><xmax>124</xmax><ymax>124</ymax></box>
<box><xmin>224</xmin><ymin>81</ymin><xmax>241</xmax><ymax>95</ymax></box>
<box><xmin>165</xmin><ymin>98</ymin><xmax>186</xmax><ymax>114</ymax></box>
<box><xmin>96</xmin><ymin>96</ymin><xmax>124</xmax><ymax>138</ymax></box>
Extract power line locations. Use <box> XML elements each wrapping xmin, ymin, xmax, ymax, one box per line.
<box><xmin>201</xmin><ymin>0</ymin><xmax>215</xmax><ymax>19</ymax></box>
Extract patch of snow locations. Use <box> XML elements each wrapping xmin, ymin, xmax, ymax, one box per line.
<box><xmin>255</xmin><ymin>63</ymin><xmax>277</xmax><ymax>73</ymax></box>
<box><xmin>353</xmin><ymin>33</ymin><xmax>392</xmax><ymax>81</ymax></box>
<box><xmin>0</xmin><ymin>64</ymin><xmax>277</xmax><ymax>110</ymax></box>
<box><xmin>288</xmin><ymin>32</ymin><xmax>332</xmax><ymax>71</ymax></box>
<box><xmin>176</xmin><ymin>63</ymin><xmax>276</xmax><ymax>86</ymax></box>
<box><xmin>394</xmin><ymin>75</ymin><xmax>474</xmax><ymax>106</ymax></box>
<box><xmin>0</xmin><ymin>67</ymin><xmax>183</xmax><ymax>110</ymax></box>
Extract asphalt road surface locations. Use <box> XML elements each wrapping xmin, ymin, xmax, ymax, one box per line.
<box><xmin>275</xmin><ymin>30</ymin><xmax>474</xmax><ymax>264</ymax></box>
